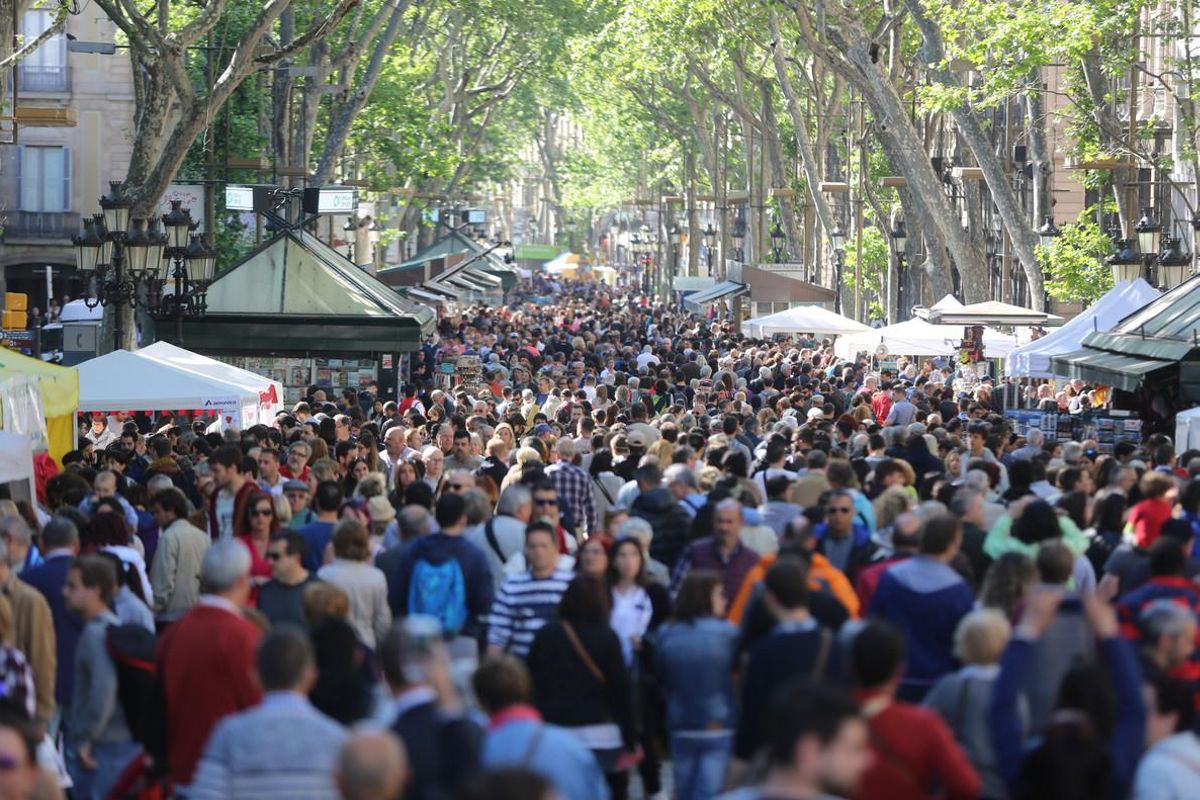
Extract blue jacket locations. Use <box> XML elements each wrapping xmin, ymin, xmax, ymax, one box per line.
<box><xmin>989</xmin><ymin>636</ymin><xmax>1145</xmax><ymax>799</ymax></box>
<box><xmin>869</xmin><ymin>556</ymin><xmax>973</xmax><ymax>696</ymax></box>
<box><xmin>482</xmin><ymin>717</ymin><xmax>609</xmax><ymax>800</ymax></box>
<box><xmin>22</xmin><ymin>553</ymin><xmax>81</xmax><ymax>709</ymax></box>
<box><xmin>813</xmin><ymin>522</ymin><xmax>875</xmax><ymax>578</ymax></box>
<box><xmin>653</xmin><ymin>618</ymin><xmax>739</xmax><ymax>732</ymax></box>
<box><xmin>390</xmin><ymin>533</ymin><xmax>494</xmax><ymax>638</ymax></box>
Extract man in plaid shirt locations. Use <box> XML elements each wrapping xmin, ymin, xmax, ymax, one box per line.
<box><xmin>545</xmin><ymin>438</ymin><xmax>596</xmax><ymax>539</ymax></box>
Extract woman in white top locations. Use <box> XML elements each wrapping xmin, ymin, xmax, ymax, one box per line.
<box><xmin>316</xmin><ymin>519</ymin><xmax>391</xmax><ymax>649</ymax></box>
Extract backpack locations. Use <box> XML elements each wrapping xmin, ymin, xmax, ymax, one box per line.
<box><xmin>106</xmin><ymin>623</ymin><xmax>158</xmax><ymax>745</ymax></box>
<box><xmin>408</xmin><ymin>558</ymin><xmax>468</xmax><ymax>635</ymax></box>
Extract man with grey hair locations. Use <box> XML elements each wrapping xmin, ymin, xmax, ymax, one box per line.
<box><xmin>0</xmin><ymin>514</ymin><xmax>37</xmax><ymax>575</ymax></box>
<box><xmin>190</xmin><ymin>626</ymin><xmax>347</xmax><ymax>800</ymax></box>
<box><xmin>1009</xmin><ymin>428</ymin><xmax>1044</xmax><ymax>462</ymax></box>
<box><xmin>1140</xmin><ymin>599</ymin><xmax>1198</xmax><ymax>677</ymax></box>
<box><xmin>670</xmin><ymin>498</ymin><xmax>760</xmax><ymax>604</ymax></box>
<box><xmin>664</xmin><ymin>463</ymin><xmax>705</xmax><ymax>517</ymax></box>
<box><xmin>377</xmin><ymin>506</ymin><xmax>437</xmax><ymax>601</ymax></box>
<box><xmin>465</xmin><ymin>485</ymin><xmax>532</xmax><ymax>587</ymax></box>
<box><xmin>157</xmin><ymin>539</ymin><xmax>263</xmax><ymax>789</ymax></box>
<box><xmin>545</xmin><ymin>437</ymin><xmax>595</xmax><ymax>537</ymax></box>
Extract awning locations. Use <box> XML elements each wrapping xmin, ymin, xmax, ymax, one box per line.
<box><xmin>444</xmin><ymin>274</ymin><xmax>493</xmax><ymax>293</ymax></box>
<box><xmin>1050</xmin><ymin>348</ymin><xmax>1175</xmax><ymax>392</ymax></box>
<box><xmin>406</xmin><ymin>287</ymin><xmax>456</xmax><ymax>307</ymax></box>
<box><xmin>421</xmin><ymin>282</ymin><xmax>465</xmax><ymax>301</ymax></box>
<box><xmin>684</xmin><ymin>281</ymin><xmax>749</xmax><ymax>313</ymax></box>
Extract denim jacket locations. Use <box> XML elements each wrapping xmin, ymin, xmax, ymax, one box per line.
<box><xmin>652</xmin><ymin>618</ymin><xmax>739</xmax><ymax>731</ymax></box>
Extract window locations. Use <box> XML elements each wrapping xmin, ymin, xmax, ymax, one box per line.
<box><xmin>19</xmin><ymin>9</ymin><xmax>68</xmax><ymax>91</ymax></box>
<box><xmin>17</xmin><ymin>145</ymin><xmax>71</xmax><ymax>211</ymax></box>
<box><xmin>754</xmin><ymin>301</ymin><xmax>795</xmax><ymax>316</ymax></box>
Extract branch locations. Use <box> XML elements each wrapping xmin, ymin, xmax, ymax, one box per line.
<box><xmin>0</xmin><ymin>0</ymin><xmax>69</xmax><ymax>70</ymax></box>
<box><xmin>255</xmin><ymin>0</ymin><xmax>361</xmax><ymax>65</ymax></box>
<box><xmin>175</xmin><ymin>0</ymin><xmax>229</xmax><ymax>46</ymax></box>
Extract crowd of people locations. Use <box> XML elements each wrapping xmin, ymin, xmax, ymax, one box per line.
<box><xmin>0</xmin><ymin>281</ymin><xmax>1197</xmax><ymax>800</ymax></box>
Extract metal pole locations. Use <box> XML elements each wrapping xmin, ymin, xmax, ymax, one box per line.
<box><xmin>112</xmin><ymin>243</ymin><xmax>123</xmax><ymax>352</ymax></box>
<box><xmin>175</xmin><ymin>256</ymin><xmax>185</xmax><ymax>345</ymax></box>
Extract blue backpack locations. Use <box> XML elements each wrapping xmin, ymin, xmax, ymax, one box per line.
<box><xmin>407</xmin><ymin>558</ymin><xmax>468</xmax><ymax>634</ymax></box>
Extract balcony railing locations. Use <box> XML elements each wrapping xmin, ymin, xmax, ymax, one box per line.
<box><xmin>17</xmin><ymin>65</ymin><xmax>71</xmax><ymax>93</ymax></box>
<box><xmin>2</xmin><ymin>211</ymin><xmax>80</xmax><ymax>241</ymax></box>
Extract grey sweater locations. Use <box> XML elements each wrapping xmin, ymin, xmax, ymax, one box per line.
<box><xmin>924</xmin><ymin>664</ymin><xmax>1021</xmax><ymax>800</ymax></box>
<box><xmin>66</xmin><ymin>611</ymin><xmax>131</xmax><ymax>745</ymax></box>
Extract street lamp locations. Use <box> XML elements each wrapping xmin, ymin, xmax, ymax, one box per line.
<box><xmin>1158</xmin><ymin>235</ymin><xmax>1192</xmax><ymax>290</ymax></box>
<box><xmin>702</xmin><ymin>224</ymin><xmax>717</xmax><ymax>276</ymax></box>
<box><xmin>1136</xmin><ymin>207</ymin><xmax>1162</xmax><ymax>257</ymax></box>
<box><xmin>830</xmin><ymin>222</ymin><xmax>847</xmax><ymax>314</ymax></box>
<box><xmin>1107</xmin><ymin>238</ymin><xmax>1142</xmax><ymax>283</ymax></box>
<box><xmin>73</xmin><ymin>184</ymin><xmax>214</xmax><ymax>351</ymax></box>
<box><xmin>890</xmin><ymin>218</ymin><xmax>908</xmax><ymax>255</ymax></box>
<box><xmin>668</xmin><ymin>224</ymin><xmax>681</xmax><ymax>286</ymax></box>
<box><xmin>769</xmin><ymin>221</ymin><xmax>785</xmax><ymax>263</ymax></box>
<box><xmin>1037</xmin><ymin>216</ymin><xmax>1062</xmax><ymax>248</ymax></box>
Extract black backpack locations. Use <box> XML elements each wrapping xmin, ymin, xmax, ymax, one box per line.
<box><xmin>105</xmin><ymin>623</ymin><xmax>158</xmax><ymax>745</ymax></box>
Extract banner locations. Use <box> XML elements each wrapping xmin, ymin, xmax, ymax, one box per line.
<box><xmin>0</xmin><ymin>376</ymin><xmax>48</xmax><ymax>453</ymax></box>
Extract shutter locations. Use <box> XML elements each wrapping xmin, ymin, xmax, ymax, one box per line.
<box><xmin>62</xmin><ymin>146</ymin><xmax>71</xmax><ymax>210</ymax></box>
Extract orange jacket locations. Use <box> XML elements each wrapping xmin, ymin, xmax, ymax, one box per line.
<box><xmin>728</xmin><ymin>551</ymin><xmax>860</xmax><ymax>625</ymax></box>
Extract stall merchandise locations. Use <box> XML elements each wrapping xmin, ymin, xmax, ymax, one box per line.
<box><xmin>214</xmin><ymin>355</ymin><xmax>379</xmax><ymax>406</ymax></box>
<box><xmin>1004</xmin><ymin>408</ymin><xmax>1142</xmax><ymax>453</ymax></box>
<box><xmin>834</xmin><ymin>315</ymin><xmax>1018</xmax><ymax>360</ymax></box>
<box><xmin>0</xmin><ymin>432</ymin><xmax>35</xmax><ymax>505</ymax></box>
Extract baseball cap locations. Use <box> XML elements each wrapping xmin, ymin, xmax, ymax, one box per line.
<box><xmin>806</xmin><ymin>407</ymin><xmax>824</xmax><ymax>421</ymax></box>
<box><xmin>282</xmin><ymin>479</ymin><xmax>308</xmax><ymax>493</ymax></box>
<box><xmin>626</xmin><ymin>429</ymin><xmax>648</xmax><ymax>448</ymax></box>
<box><xmin>533</xmin><ymin>423</ymin><xmax>554</xmax><ymax>435</ymax></box>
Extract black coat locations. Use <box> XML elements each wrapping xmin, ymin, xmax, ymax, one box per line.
<box><xmin>632</xmin><ymin>488</ymin><xmax>694</xmax><ymax>570</ymax></box>
<box><xmin>391</xmin><ymin>700</ymin><xmax>483</xmax><ymax>800</ymax></box>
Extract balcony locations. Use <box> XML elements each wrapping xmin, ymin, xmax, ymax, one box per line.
<box><xmin>2</xmin><ymin>211</ymin><xmax>80</xmax><ymax>241</ymax></box>
<box><xmin>17</xmin><ymin>65</ymin><xmax>71</xmax><ymax>94</ymax></box>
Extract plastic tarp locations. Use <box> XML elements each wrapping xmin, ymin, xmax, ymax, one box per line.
<box><xmin>138</xmin><ymin>341</ymin><xmax>285</xmax><ymax>425</ymax></box>
<box><xmin>835</xmin><ymin>316</ymin><xmax>1018</xmax><ymax>360</ymax></box>
<box><xmin>0</xmin><ymin>349</ymin><xmax>78</xmax><ymax>464</ymax></box>
<box><xmin>0</xmin><ymin>432</ymin><xmax>35</xmax><ymax>504</ymax></box>
<box><xmin>742</xmin><ymin>305</ymin><xmax>871</xmax><ymax>337</ymax></box>
<box><xmin>1003</xmin><ymin>279</ymin><xmax>1160</xmax><ymax>378</ymax></box>
<box><xmin>78</xmin><ymin>349</ymin><xmax>259</xmax><ymax>426</ymax></box>
<box><xmin>1177</xmin><ymin>407</ymin><xmax>1200</xmax><ymax>452</ymax></box>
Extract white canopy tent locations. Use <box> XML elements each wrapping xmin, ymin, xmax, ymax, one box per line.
<box><xmin>1003</xmin><ymin>279</ymin><xmax>1160</xmax><ymax>378</ymax></box>
<box><xmin>0</xmin><ymin>432</ymin><xmax>35</xmax><ymax>505</ymax></box>
<box><xmin>925</xmin><ymin>300</ymin><xmax>1063</xmax><ymax>327</ymax></box>
<box><xmin>835</xmin><ymin>316</ymin><xmax>1018</xmax><ymax>360</ymax></box>
<box><xmin>77</xmin><ymin>350</ymin><xmax>260</xmax><ymax>427</ymax></box>
<box><xmin>138</xmin><ymin>341</ymin><xmax>285</xmax><ymax>425</ymax></box>
<box><xmin>742</xmin><ymin>305</ymin><xmax>871</xmax><ymax>338</ymax></box>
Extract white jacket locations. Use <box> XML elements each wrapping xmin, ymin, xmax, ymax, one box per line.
<box><xmin>1134</xmin><ymin>732</ymin><xmax>1200</xmax><ymax>799</ymax></box>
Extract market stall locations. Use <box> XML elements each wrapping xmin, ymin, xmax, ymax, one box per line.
<box><xmin>77</xmin><ymin>350</ymin><xmax>261</xmax><ymax>428</ymax></box>
<box><xmin>0</xmin><ymin>432</ymin><xmax>36</xmax><ymax>505</ymax></box>
<box><xmin>0</xmin><ymin>348</ymin><xmax>78</xmax><ymax>463</ymax></box>
<box><xmin>834</xmin><ymin>315</ymin><xmax>1018</xmax><ymax>360</ymax></box>
<box><xmin>741</xmin><ymin>305</ymin><xmax>871</xmax><ymax>338</ymax></box>
<box><xmin>138</xmin><ymin>341</ymin><xmax>285</xmax><ymax>424</ymax></box>
<box><xmin>1004</xmin><ymin>279</ymin><xmax>1159</xmax><ymax>378</ymax></box>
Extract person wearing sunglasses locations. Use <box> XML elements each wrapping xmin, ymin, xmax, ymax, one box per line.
<box><xmin>813</xmin><ymin>489</ymin><xmax>877</xmax><ymax>581</ymax></box>
<box><xmin>258</xmin><ymin>532</ymin><xmax>315</xmax><ymax>628</ymax></box>
<box><xmin>238</xmin><ymin>492</ymin><xmax>279</xmax><ymax>599</ymax></box>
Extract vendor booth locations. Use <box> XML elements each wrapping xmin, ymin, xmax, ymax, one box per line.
<box><xmin>835</xmin><ymin>313</ymin><xmax>1018</xmax><ymax>360</ymax></box>
<box><xmin>138</xmin><ymin>341</ymin><xmax>285</xmax><ymax>423</ymax></box>
<box><xmin>1004</xmin><ymin>279</ymin><xmax>1160</xmax><ymax>378</ymax></box>
<box><xmin>742</xmin><ymin>305</ymin><xmax>871</xmax><ymax>338</ymax></box>
<box><xmin>78</xmin><ymin>350</ymin><xmax>261</xmax><ymax>428</ymax></box>
<box><xmin>158</xmin><ymin>228</ymin><xmax>435</xmax><ymax>405</ymax></box>
<box><xmin>0</xmin><ymin>433</ymin><xmax>35</xmax><ymax>505</ymax></box>
<box><xmin>0</xmin><ymin>349</ymin><xmax>78</xmax><ymax>463</ymax></box>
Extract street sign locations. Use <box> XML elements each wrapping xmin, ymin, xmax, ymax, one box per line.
<box><xmin>515</xmin><ymin>244</ymin><xmax>559</xmax><ymax>260</ymax></box>
<box><xmin>1</xmin><ymin>330</ymin><xmax>31</xmax><ymax>342</ymax></box>
<box><xmin>225</xmin><ymin>185</ymin><xmax>255</xmax><ymax>211</ymax></box>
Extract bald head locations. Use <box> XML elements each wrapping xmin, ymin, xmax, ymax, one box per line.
<box><xmin>336</xmin><ymin>730</ymin><xmax>408</xmax><ymax>800</ymax></box>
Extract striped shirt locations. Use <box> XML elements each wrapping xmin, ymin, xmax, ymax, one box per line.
<box><xmin>487</xmin><ymin>569</ymin><xmax>574</xmax><ymax>659</ymax></box>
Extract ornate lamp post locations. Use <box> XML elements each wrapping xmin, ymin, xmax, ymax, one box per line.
<box><xmin>830</xmin><ymin>222</ymin><xmax>847</xmax><ymax>315</ymax></box>
<box><xmin>1107</xmin><ymin>236</ymin><xmax>1142</xmax><ymax>284</ymax></box>
<box><xmin>769</xmin><ymin>221</ymin><xmax>785</xmax><ymax>263</ymax></box>
<box><xmin>1158</xmin><ymin>234</ymin><xmax>1192</xmax><ymax>290</ymax></box>
<box><xmin>703</xmin><ymin>223</ymin><xmax>717</xmax><ymax>276</ymax></box>
<box><xmin>1135</xmin><ymin>207</ymin><xmax>1162</xmax><ymax>282</ymax></box>
<box><xmin>1037</xmin><ymin>216</ymin><xmax>1061</xmax><ymax>248</ymax></box>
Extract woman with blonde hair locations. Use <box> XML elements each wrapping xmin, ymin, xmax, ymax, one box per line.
<box><xmin>923</xmin><ymin>609</ymin><xmax>1016</xmax><ymax>800</ymax></box>
<box><xmin>317</xmin><ymin>519</ymin><xmax>391</xmax><ymax>649</ymax></box>
<box><xmin>873</xmin><ymin>485</ymin><xmax>914</xmax><ymax>531</ymax></box>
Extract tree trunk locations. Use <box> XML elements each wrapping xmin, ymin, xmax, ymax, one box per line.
<box><xmin>817</xmin><ymin>8</ymin><xmax>987</xmax><ymax>301</ymax></box>
<box><xmin>903</xmin><ymin>0</ymin><xmax>1045</xmax><ymax>308</ymax></box>
<box><xmin>685</xmin><ymin>148</ymin><xmax>701</xmax><ymax>278</ymax></box>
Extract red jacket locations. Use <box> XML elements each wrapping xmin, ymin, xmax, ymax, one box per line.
<box><xmin>207</xmin><ymin>480</ymin><xmax>258</xmax><ymax>541</ymax></box>
<box><xmin>157</xmin><ymin>603</ymin><xmax>263</xmax><ymax>785</ymax></box>
<box><xmin>854</xmin><ymin>694</ymin><xmax>980</xmax><ymax>800</ymax></box>
<box><xmin>855</xmin><ymin>555</ymin><xmax>910</xmax><ymax>611</ymax></box>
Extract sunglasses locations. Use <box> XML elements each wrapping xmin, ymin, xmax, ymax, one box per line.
<box><xmin>251</xmin><ymin>508</ymin><xmax>274</xmax><ymax>517</ymax></box>
<box><xmin>265</xmin><ymin>552</ymin><xmax>284</xmax><ymax>561</ymax></box>
<box><xmin>534</xmin><ymin>498</ymin><xmax>558</xmax><ymax>507</ymax></box>
<box><xmin>826</xmin><ymin>507</ymin><xmax>853</xmax><ymax>514</ymax></box>
<box><xmin>448</xmin><ymin>484</ymin><xmax>466</xmax><ymax>491</ymax></box>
